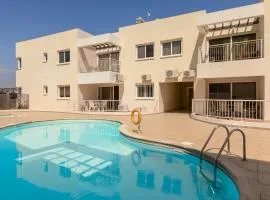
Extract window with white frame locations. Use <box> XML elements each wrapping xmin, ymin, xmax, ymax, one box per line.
<box><xmin>43</xmin><ymin>85</ymin><xmax>48</xmax><ymax>95</ymax></box>
<box><xmin>162</xmin><ymin>40</ymin><xmax>182</xmax><ymax>57</ymax></box>
<box><xmin>58</xmin><ymin>50</ymin><xmax>70</xmax><ymax>64</ymax></box>
<box><xmin>43</xmin><ymin>52</ymin><xmax>48</xmax><ymax>63</ymax></box>
<box><xmin>17</xmin><ymin>57</ymin><xmax>22</xmax><ymax>70</ymax></box>
<box><xmin>136</xmin><ymin>84</ymin><xmax>154</xmax><ymax>98</ymax></box>
<box><xmin>137</xmin><ymin>44</ymin><xmax>154</xmax><ymax>59</ymax></box>
<box><xmin>58</xmin><ymin>85</ymin><xmax>70</xmax><ymax>98</ymax></box>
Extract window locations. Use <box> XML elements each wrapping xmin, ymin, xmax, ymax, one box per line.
<box><xmin>58</xmin><ymin>50</ymin><xmax>70</xmax><ymax>64</ymax></box>
<box><xmin>136</xmin><ymin>84</ymin><xmax>154</xmax><ymax>98</ymax></box>
<box><xmin>17</xmin><ymin>58</ymin><xmax>22</xmax><ymax>70</ymax></box>
<box><xmin>209</xmin><ymin>82</ymin><xmax>256</xmax><ymax>100</ymax></box>
<box><xmin>209</xmin><ymin>83</ymin><xmax>231</xmax><ymax>99</ymax></box>
<box><xmin>43</xmin><ymin>85</ymin><xmax>48</xmax><ymax>95</ymax></box>
<box><xmin>43</xmin><ymin>52</ymin><xmax>48</xmax><ymax>63</ymax></box>
<box><xmin>162</xmin><ymin>40</ymin><xmax>182</xmax><ymax>57</ymax></box>
<box><xmin>137</xmin><ymin>44</ymin><xmax>154</xmax><ymax>59</ymax></box>
<box><xmin>58</xmin><ymin>85</ymin><xmax>70</xmax><ymax>99</ymax></box>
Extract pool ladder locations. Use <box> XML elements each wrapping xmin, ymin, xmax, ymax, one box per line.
<box><xmin>199</xmin><ymin>125</ymin><xmax>247</xmax><ymax>186</ymax></box>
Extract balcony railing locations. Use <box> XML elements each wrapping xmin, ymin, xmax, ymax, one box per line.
<box><xmin>199</xmin><ymin>39</ymin><xmax>263</xmax><ymax>63</ymax></box>
<box><xmin>81</xmin><ymin>100</ymin><xmax>128</xmax><ymax>112</ymax></box>
<box><xmin>192</xmin><ymin>99</ymin><xmax>265</xmax><ymax>120</ymax></box>
<box><xmin>97</xmin><ymin>58</ymin><xmax>120</xmax><ymax>72</ymax></box>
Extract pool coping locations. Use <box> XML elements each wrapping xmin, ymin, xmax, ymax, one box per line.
<box><xmin>0</xmin><ymin>118</ymin><xmax>242</xmax><ymax>199</ymax></box>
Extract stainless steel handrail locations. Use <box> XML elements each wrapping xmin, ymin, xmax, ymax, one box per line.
<box><xmin>213</xmin><ymin>128</ymin><xmax>247</xmax><ymax>186</ymax></box>
<box><xmin>200</xmin><ymin>126</ymin><xmax>247</xmax><ymax>187</ymax></box>
<box><xmin>199</xmin><ymin>125</ymin><xmax>231</xmax><ymax>169</ymax></box>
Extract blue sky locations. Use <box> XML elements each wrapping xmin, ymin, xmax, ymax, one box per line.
<box><xmin>0</xmin><ymin>0</ymin><xmax>259</xmax><ymax>87</ymax></box>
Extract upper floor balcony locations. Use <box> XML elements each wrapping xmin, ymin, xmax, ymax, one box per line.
<box><xmin>196</xmin><ymin>3</ymin><xmax>265</xmax><ymax>79</ymax></box>
<box><xmin>77</xmin><ymin>58</ymin><xmax>122</xmax><ymax>85</ymax></box>
<box><xmin>198</xmin><ymin>39</ymin><xmax>263</xmax><ymax>64</ymax></box>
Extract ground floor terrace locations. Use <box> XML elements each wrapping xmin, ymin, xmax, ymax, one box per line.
<box><xmin>0</xmin><ymin>110</ymin><xmax>269</xmax><ymax>200</ymax></box>
<box><xmin>193</xmin><ymin>76</ymin><xmax>269</xmax><ymax>121</ymax></box>
<box><xmin>78</xmin><ymin>81</ymin><xmax>194</xmax><ymax>113</ymax></box>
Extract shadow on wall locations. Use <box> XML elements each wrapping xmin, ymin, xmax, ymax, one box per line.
<box><xmin>189</xmin><ymin>32</ymin><xmax>204</xmax><ymax>70</ymax></box>
<box><xmin>159</xmin><ymin>82</ymin><xmax>182</xmax><ymax>112</ymax></box>
<box><xmin>78</xmin><ymin>48</ymin><xmax>97</xmax><ymax>73</ymax></box>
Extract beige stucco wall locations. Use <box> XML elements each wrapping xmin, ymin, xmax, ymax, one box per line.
<box><xmin>118</xmin><ymin>11</ymin><xmax>205</xmax><ymax>113</ymax></box>
<box><xmin>16</xmin><ymin>29</ymin><xmax>88</xmax><ymax>111</ymax></box>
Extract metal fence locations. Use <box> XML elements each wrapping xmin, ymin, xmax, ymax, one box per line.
<box><xmin>82</xmin><ymin>100</ymin><xmax>128</xmax><ymax>112</ymax></box>
<box><xmin>192</xmin><ymin>99</ymin><xmax>265</xmax><ymax>120</ymax></box>
<box><xmin>199</xmin><ymin>39</ymin><xmax>263</xmax><ymax>63</ymax></box>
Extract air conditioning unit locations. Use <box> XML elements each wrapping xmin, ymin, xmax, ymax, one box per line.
<box><xmin>183</xmin><ymin>70</ymin><xmax>195</xmax><ymax>77</ymax></box>
<box><xmin>166</xmin><ymin>69</ymin><xmax>179</xmax><ymax>78</ymax></box>
<box><xmin>141</xmin><ymin>74</ymin><xmax>152</xmax><ymax>81</ymax></box>
<box><xmin>116</xmin><ymin>74</ymin><xmax>124</xmax><ymax>82</ymax></box>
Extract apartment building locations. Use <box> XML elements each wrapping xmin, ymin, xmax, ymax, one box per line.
<box><xmin>16</xmin><ymin>1</ymin><xmax>270</xmax><ymax>121</ymax></box>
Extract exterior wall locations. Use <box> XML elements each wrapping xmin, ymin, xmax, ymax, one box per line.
<box><xmin>16</xmin><ymin>29</ymin><xmax>87</xmax><ymax>111</ymax></box>
<box><xmin>197</xmin><ymin>59</ymin><xmax>266</xmax><ymax>79</ymax></box>
<box><xmin>159</xmin><ymin>83</ymin><xmax>182</xmax><ymax>112</ymax></box>
<box><xmin>118</xmin><ymin>11</ymin><xmax>205</xmax><ymax>112</ymax></box>
<box><xmin>78</xmin><ymin>47</ymin><xmax>97</xmax><ymax>73</ymax></box>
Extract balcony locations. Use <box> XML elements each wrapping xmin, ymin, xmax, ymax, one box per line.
<box><xmin>192</xmin><ymin>99</ymin><xmax>265</xmax><ymax>120</ymax></box>
<box><xmin>77</xmin><ymin>58</ymin><xmax>122</xmax><ymax>85</ymax></box>
<box><xmin>199</xmin><ymin>39</ymin><xmax>263</xmax><ymax>63</ymax></box>
<box><xmin>81</xmin><ymin>100</ymin><xmax>128</xmax><ymax>112</ymax></box>
<box><xmin>97</xmin><ymin>58</ymin><xmax>120</xmax><ymax>73</ymax></box>
<box><xmin>197</xmin><ymin>39</ymin><xmax>266</xmax><ymax>79</ymax></box>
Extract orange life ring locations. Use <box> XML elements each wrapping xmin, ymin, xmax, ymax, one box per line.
<box><xmin>131</xmin><ymin>108</ymin><xmax>142</xmax><ymax>125</ymax></box>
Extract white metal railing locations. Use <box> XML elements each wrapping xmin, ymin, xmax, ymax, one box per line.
<box><xmin>82</xmin><ymin>100</ymin><xmax>128</xmax><ymax>112</ymax></box>
<box><xmin>199</xmin><ymin>39</ymin><xmax>263</xmax><ymax>63</ymax></box>
<box><xmin>192</xmin><ymin>99</ymin><xmax>265</xmax><ymax>120</ymax></box>
<box><xmin>97</xmin><ymin>58</ymin><xmax>120</xmax><ymax>72</ymax></box>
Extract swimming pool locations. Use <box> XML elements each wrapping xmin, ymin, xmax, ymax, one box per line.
<box><xmin>0</xmin><ymin>120</ymin><xmax>239</xmax><ymax>200</ymax></box>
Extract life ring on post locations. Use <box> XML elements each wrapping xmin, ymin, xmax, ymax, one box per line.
<box><xmin>131</xmin><ymin>108</ymin><xmax>142</xmax><ymax>125</ymax></box>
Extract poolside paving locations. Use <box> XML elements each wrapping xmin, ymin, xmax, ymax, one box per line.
<box><xmin>0</xmin><ymin>110</ymin><xmax>270</xmax><ymax>200</ymax></box>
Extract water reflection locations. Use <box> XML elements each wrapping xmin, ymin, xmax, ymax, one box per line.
<box><xmin>136</xmin><ymin>170</ymin><xmax>155</xmax><ymax>189</ymax></box>
<box><xmin>161</xmin><ymin>176</ymin><xmax>182</xmax><ymax>195</ymax></box>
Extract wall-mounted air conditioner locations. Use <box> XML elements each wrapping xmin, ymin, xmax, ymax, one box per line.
<box><xmin>166</xmin><ymin>69</ymin><xmax>179</xmax><ymax>78</ymax></box>
<box><xmin>183</xmin><ymin>70</ymin><xmax>195</xmax><ymax>77</ymax></box>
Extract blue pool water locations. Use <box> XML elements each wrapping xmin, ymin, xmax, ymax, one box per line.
<box><xmin>0</xmin><ymin>120</ymin><xmax>239</xmax><ymax>200</ymax></box>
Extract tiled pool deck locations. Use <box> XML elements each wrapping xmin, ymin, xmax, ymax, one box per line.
<box><xmin>0</xmin><ymin>110</ymin><xmax>269</xmax><ymax>200</ymax></box>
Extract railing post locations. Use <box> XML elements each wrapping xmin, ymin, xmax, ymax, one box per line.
<box><xmin>260</xmin><ymin>39</ymin><xmax>263</xmax><ymax>58</ymax></box>
<box><xmin>230</xmin><ymin>39</ymin><xmax>233</xmax><ymax>61</ymax></box>
<box><xmin>206</xmin><ymin>99</ymin><xmax>209</xmax><ymax>117</ymax></box>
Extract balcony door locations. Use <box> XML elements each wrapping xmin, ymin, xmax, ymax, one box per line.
<box><xmin>98</xmin><ymin>86</ymin><xmax>119</xmax><ymax>100</ymax></box>
<box><xmin>209</xmin><ymin>37</ymin><xmax>230</xmax><ymax>62</ymax></box>
<box><xmin>98</xmin><ymin>52</ymin><xmax>119</xmax><ymax>72</ymax></box>
<box><xmin>232</xmin><ymin>34</ymin><xmax>257</xmax><ymax>60</ymax></box>
<box><xmin>209</xmin><ymin>82</ymin><xmax>256</xmax><ymax>100</ymax></box>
